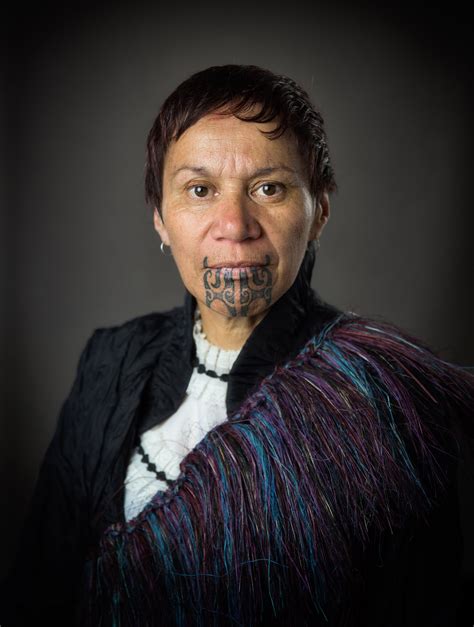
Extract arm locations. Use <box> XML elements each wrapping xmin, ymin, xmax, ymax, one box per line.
<box><xmin>0</xmin><ymin>329</ymin><xmax>106</xmax><ymax>627</ymax></box>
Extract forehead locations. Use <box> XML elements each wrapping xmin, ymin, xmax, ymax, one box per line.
<box><xmin>164</xmin><ymin>111</ymin><xmax>302</xmax><ymax>174</ymax></box>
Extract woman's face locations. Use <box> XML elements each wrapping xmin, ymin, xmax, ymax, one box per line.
<box><xmin>154</xmin><ymin>109</ymin><xmax>329</xmax><ymax>320</ymax></box>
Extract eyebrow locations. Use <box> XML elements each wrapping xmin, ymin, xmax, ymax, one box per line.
<box><xmin>171</xmin><ymin>164</ymin><xmax>298</xmax><ymax>180</ymax></box>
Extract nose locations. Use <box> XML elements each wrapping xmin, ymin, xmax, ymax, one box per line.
<box><xmin>209</xmin><ymin>192</ymin><xmax>262</xmax><ymax>242</ymax></box>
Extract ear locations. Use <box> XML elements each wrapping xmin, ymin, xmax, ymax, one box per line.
<box><xmin>153</xmin><ymin>207</ymin><xmax>171</xmax><ymax>245</ymax></box>
<box><xmin>308</xmin><ymin>191</ymin><xmax>330</xmax><ymax>241</ymax></box>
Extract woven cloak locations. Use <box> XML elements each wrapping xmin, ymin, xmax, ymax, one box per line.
<box><xmin>80</xmin><ymin>311</ymin><xmax>474</xmax><ymax>627</ymax></box>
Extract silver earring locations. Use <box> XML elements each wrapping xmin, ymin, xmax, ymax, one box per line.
<box><xmin>160</xmin><ymin>241</ymin><xmax>173</xmax><ymax>257</ymax></box>
<box><xmin>313</xmin><ymin>238</ymin><xmax>320</xmax><ymax>253</ymax></box>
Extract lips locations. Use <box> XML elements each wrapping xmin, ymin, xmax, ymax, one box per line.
<box><xmin>204</xmin><ymin>253</ymin><xmax>271</xmax><ymax>270</ymax></box>
<box><xmin>209</xmin><ymin>261</ymin><xmax>267</xmax><ymax>268</ymax></box>
<box><xmin>214</xmin><ymin>266</ymin><xmax>265</xmax><ymax>279</ymax></box>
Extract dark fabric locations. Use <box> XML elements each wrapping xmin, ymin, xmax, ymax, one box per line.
<box><xmin>1</xmin><ymin>244</ymin><xmax>473</xmax><ymax>626</ymax></box>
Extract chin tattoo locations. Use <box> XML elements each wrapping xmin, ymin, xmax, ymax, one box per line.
<box><xmin>202</xmin><ymin>255</ymin><xmax>273</xmax><ymax>316</ymax></box>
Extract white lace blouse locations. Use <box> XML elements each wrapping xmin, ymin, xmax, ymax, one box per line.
<box><xmin>123</xmin><ymin>307</ymin><xmax>242</xmax><ymax>522</ymax></box>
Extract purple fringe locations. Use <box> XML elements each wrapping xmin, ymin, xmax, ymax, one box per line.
<box><xmin>80</xmin><ymin>312</ymin><xmax>474</xmax><ymax>626</ymax></box>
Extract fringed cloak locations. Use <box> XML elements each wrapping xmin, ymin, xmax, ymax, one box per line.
<box><xmin>80</xmin><ymin>311</ymin><xmax>474</xmax><ymax>627</ymax></box>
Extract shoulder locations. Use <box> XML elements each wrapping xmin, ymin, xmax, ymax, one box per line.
<box><xmin>328</xmin><ymin>310</ymin><xmax>470</xmax><ymax>370</ymax></box>
<box><xmin>329</xmin><ymin>311</ymin><xmax>474</xmax><ymax>408</ymax></box>
<box><xmin>82</xmin><ymin>306</ymin><xmax>184</xmax><ymax>367</ymax></box>
<box><xmin>49</xmin><ymin>306</ymin><xmax>185</xmax><ymax>443</ymax></box>
<box><xmin>314</xmin><ymin>309</ymin><xmax>474</xmax><ymax>453</ymax></box>
<box><xmin>64</xmin><ymin>306</ymin><xmax>185</xmax><ymax>413</ymax></box>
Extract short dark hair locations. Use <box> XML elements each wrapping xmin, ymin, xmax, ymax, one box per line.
<box><xmin>145</xmin><ymin>64</ymin><xmax>337</xmax><ymax>218</ymax></box>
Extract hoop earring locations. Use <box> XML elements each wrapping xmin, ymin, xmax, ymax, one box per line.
<box><xmin>160</xmin><ymin>241</ymin><xmax>173</xmax><ymax>257</ymax></box>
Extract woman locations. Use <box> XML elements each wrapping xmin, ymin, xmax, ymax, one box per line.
<box><xmin>1</xmin><ymin>64</ymin><xmax>473</xmax><ymax>626</ymax></box>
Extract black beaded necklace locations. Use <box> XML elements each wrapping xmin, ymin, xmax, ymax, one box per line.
<box><xmin>136</xmin><ymin>440</ymin><xmax>175</xmax><ymax>487</ymax></box>
<box><xmin>191</xmin><ymin>355</ymin><xmax>230</xmax><ymax>382</ymax></box>
<box><xmin>137</xmin><ymin>309</ymin><xmax>234</xmax><ymax>482</ymax></box>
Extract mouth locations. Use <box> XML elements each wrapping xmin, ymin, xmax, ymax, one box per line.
<box><xmin>215</xmin><ymin>266</ymin><xmax>265</xmax><ymax>279</ymax></box>
<box><xmin>205</xmin><ymin>254</ymin><xmax>271</xmax><ymax>270</ymax></box>
<box><xmin>210</xmin><ymin>262</ymin><xmax>266</xmax><ymax>269</ymax></box>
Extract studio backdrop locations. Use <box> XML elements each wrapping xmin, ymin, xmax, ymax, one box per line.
<box><xmin>2</xmin><ymin>2</ymin><xmax>473</xmax><ymax>580</ymax></box>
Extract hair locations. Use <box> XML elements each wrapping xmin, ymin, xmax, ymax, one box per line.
<box><xmin>144</xmin><ymin>64</ymin><xmax>337</xmax><ymax>219</ymax></box>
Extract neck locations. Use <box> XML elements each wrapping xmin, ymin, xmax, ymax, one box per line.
<box><xmin>197</xmin><ymin>304</ymin><xmax>269</xmax><ymax>350</ymax></box>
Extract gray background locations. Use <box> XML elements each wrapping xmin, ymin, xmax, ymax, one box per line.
<box><xmin>2</xmin><ymin>2</ymin><xmax>473</xmax><ymax>577</ymax></box>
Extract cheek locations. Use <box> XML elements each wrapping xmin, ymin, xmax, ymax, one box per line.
<box><xmin>167</xmin><ymin>226</ymin><xmax>203</xmax><ymax>277</ymax></box>
<box><xmin>166</xmin><ymin>218</ymin><xmax>196</xmax><ymax>249</ymax></box>
<box><xmin>272</xmin><ymin>214</ymin><xmax>312</xmax><ymax>277</ymax></box>
<box><xmin>273</xmin><ymin>197</ymin><xmax>313</xmax><ymax>232</ymax></box>
<box><xmin>272</xmin><ymin>212</ymin><xmax>310</xmax><ymax>254</ymax></box>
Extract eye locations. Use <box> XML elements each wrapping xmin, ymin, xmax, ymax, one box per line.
<box><xmin>255</xmin><ymin>182</ymin><xmax>285</xmax><ymax>198</ymax></box>
<box><xmin>188</xmin><ymin>184</ymin><xmax>211</xmax><ymax>199</ymax></box>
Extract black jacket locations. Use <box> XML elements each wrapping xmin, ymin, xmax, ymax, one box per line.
<box><xmin>1</xmin><ymin>246</ymin><xmax>473</xmax><ymax>626</ymax></box>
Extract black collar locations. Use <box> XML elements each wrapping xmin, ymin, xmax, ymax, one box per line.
<box><xmin>138</xmin><ymin>242</ymin><xmax>342</xmax><ymax>434</ymax></box>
